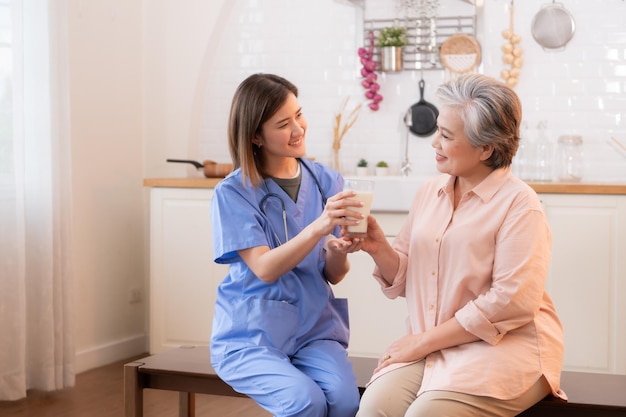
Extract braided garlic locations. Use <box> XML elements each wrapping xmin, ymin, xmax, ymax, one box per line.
<box><xmin>500</xmin><ymin>1</ymin><xmax>523</xmax><ymax>87</ymax></box>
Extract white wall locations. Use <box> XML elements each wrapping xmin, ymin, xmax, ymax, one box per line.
<box><xmin>68</xmin><ymin>0</ymin><xmax>626</xmax><ymax>372</ymax></box>
<box><xmin>143</xmin><ymin>0</ymin><xmax>231</xmax><ymax>176</ymax></box>
<box><xmin>152</xmin><ymin>0</ymin><xmax>626</xmax><ymax>183</ymax></box>
<box><xmin>68</xmin><ymin>0</ymin><xmax>145</xmax><ymax>372</ymax></box>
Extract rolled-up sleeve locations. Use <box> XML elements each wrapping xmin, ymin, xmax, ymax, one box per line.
<box><xmin>373</xmin><ymin>251</ymin><xmax>408</xmax><ymax>299</ymax></box>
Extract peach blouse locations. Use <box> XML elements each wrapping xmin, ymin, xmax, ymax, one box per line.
<box><xmin>372</xmin><ymin>168</ymin><xmax>566</xmax><ymax>400</ymax></box>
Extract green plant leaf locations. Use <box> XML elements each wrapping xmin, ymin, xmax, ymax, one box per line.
<box><xmin>376</xmin><ymin>26</ymin><xmax>407</xmax><ymax>47</ymax></box>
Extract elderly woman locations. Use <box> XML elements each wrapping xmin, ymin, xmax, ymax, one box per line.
<box><xmin>355</xmin><ymin>74</ymin><xmax>566</xmax><ymax>417</ymax></box>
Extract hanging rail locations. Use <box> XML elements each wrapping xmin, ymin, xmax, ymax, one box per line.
<box><xmin>364</xmin><ymin>15</ymin><xmax>477</xmax><ymax>71</ymax></box>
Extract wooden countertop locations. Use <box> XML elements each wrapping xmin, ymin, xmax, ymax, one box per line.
<box><xmin>144</xmin><ymin>177</ymin><xmax>223</xmax><ymax>188</ymax></box>
<box><xmin>529</xmin><ymin>182</ymin><xmax>626</xmax><ymax>195</ymax></box>
<box><xmin>143</xmin><ymin>178</ymin><xmax>626</xmax><ymax>195</ymax></box>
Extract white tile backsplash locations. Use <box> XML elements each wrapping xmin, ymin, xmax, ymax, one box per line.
<box><xmin>194</xmin><ymin>0</ymin><xmax>626</xmax><ymax>183</ymax></box>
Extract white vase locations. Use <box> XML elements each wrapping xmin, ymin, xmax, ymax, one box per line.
<box><xmin>375</xmin><ymin>167</ymin><xmax>389</xmax><ymax>176</ymax></box>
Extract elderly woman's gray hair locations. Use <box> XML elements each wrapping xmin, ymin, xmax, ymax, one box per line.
<box><xmin>436</xmin><ymin>74</ymin><xmax>522</xmax><ymax>169</ymax></box>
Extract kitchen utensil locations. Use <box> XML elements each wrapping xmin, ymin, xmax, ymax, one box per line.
<box><xmin>531</xmin><ymin>1</ymin><xmax>575</xmax><ymax>50</ymax></box>
<box><xmin>608</xmin><ymin>136</ymin><xmax>626</xmax><ymax>159</ymax></box>
<box><xmin>401</xmin><ymin>108</ymin><xmax>412</xmax><ymax>176</ymax></box>
<box><xmin>610</xmin><ymin>136</ymin><xmax>626</xmax><ymax>152</ymax></box>
<box><xmin>166</xmin><ymin>159</ymin><xmax>233</xmax><ymax>178</ymax></box>
<box><xmin>408</xmin><ymin>78</ymin><xmax>439</xmax><ymax>137</ymax></box>
<box><xmin>440</xmin><ymin>33</ymin><xmax>481</xmax><ymax>77</ymax></box>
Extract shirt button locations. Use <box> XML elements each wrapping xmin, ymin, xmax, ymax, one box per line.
<box><xmin>428</xmin><ymin>304</ymin><xmax>435</xmax><ymax>310</ymax></box>
<box><xmin>426</xmin><ymin>363</ymin><xmax>433</xmax><ymax>369</ymax></box>
<box><xmin>431</xmin><ymin>271</ymin><xmax>436</xmax><ymax>276</ymax></box>
<box><xmin>435</xmin><ymin>237</ymin><xmax>440</xmax><ymax>243</ymax></box>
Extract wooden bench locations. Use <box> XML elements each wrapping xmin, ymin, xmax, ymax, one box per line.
<box><xmin>124</xmin><ymin>345</ymin><xmax>626</xmax><ymax>417</ymax></box>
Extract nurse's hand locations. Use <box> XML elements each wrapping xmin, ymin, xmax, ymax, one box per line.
<box><xmin>326</xmin><ymin>236</ymin><xmax>362</xmax><ymax>254</ymax></box>
<box><xmin>314</xmin><ymin>190</ymin><xmax>364</xmax><ymax>236</ymax></box>
<box><xmin>323</xmin><ymin>234</ymin><xmax>361</xmax><ymax>285</ymax></box>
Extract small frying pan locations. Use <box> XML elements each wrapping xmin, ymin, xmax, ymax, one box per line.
<box><xmin>408</xmin><ymin>79</ymin><xmax>439</xmax><ymax>137</ymax></box>
<box><xmin>166</xmin><ymin>158</ymin><xmax>233</xmax><ymax>178</ymax></box>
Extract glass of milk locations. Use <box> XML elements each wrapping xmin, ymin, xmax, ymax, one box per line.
<box><xmin>343</xmin><ymin>178</ymin><xmax>375</xmax><ymax>238</ymax></box>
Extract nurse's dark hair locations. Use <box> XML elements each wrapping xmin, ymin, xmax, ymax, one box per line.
<box><xmin>228</xmin><ymin>73</ymin><xmax>298</xmax><ymax>187</ymax></box>
<box><xmin>435</xmin><ymin>73</ymin><xmax>521</xmax><ymax>169</ymax></box>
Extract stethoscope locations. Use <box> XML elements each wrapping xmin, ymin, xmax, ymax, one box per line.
<box><xmin>259</xmin><ymin>158</ymin><xmax>327</xmax><ymax>246</ymax></box>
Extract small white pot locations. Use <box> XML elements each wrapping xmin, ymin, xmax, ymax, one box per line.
<box><xmin>356</xmin><ymin>167</ymin><xmax>369</xmax><ymax>176</ymax></box>
<box><xmin>375</xmin><ymin>167</ymin><xmax>389</xmax><ymax>176</ymax></box>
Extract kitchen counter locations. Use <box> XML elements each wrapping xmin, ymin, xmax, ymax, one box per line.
<box><xmin>528</xmin><ymin>182</ymin><xmax>626</xmax><ymax>195</ymax></box>
<box><xmin>144</xmin><ymin>177</ymin><xmax>223</xmax><ymax>188</ymax></box>
<box><xmin>143</xmin><ymin>177</ymin><xmax>626</xmax><ymax>195</ymax></box>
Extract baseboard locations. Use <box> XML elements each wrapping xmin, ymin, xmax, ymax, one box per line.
<box><xmin>75</xmin><ymin>333</ymin><xmax>148</xmax><ymax>374</ymax></box>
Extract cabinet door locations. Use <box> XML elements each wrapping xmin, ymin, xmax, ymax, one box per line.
<box><xmin>540</xmin><ymin>194</ymin><xmax>626</xmax><ymax>375</ymax></box>
<box><xmin>149</xmin><ymin>188</ymin><xmax>228</xmax><ymax>354</ymax></box>
<box><xmin>333</xmin><ymin>212</ymin><xmax>409</xmax><ymax>359</ymax></box>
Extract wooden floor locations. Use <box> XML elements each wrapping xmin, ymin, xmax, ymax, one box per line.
<box><xmin>0</xmin><ymin>354</ymin><xmax>270</xmax><ymax>417</ymax></box>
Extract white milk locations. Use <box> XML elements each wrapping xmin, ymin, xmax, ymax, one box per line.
<box><xmin>347</xmin><ymin>191</ymin><xmax>374</xmax><ymax>235</ymax></box>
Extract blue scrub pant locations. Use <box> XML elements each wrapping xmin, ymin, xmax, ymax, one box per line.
<box><xmin>215</xmin><ymin>339</ymin><xmax>360</xmax><ymax>417</ymax></box>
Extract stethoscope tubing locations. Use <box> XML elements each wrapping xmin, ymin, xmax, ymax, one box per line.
<box><xmin>259</xmin><ymin>158</ymin><xmax>327</xmax><ymax>246</ymax></box>
<box><xmin>260</xmin><ymin>191</ymin><xmax>289</xmax><ymax>245</ymax></box>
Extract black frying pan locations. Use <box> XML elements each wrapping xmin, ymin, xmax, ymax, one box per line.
<box><xmin>408</xmin><ymin>79</ymin><xmax>439</xmax><ymax>137</ymax></box>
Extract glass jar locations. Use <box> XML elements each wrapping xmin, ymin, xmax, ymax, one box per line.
<box><xmin>530</xmin><ymin>120</ymin><xmax>554</xmax><ymax>182</ymax></box>
<box><xmin>513</xmin><ymin>121</ymin><xmax>531</xmax><ymax>180</ymax></box>
<box><xmin>556</xmin><ymin>135</ymin><xmax>584</xmax><ymax>182</ymax></box>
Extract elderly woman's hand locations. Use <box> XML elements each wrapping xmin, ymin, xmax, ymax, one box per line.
<box><xmin>355</xmin><ymin>215</ymin><xmax>387</xmax><ymax>255</ymax></box>
<box><xmin>375</xmin><ymin>334</ymin><xmax>425</xmax><ymax>373</ymax></box>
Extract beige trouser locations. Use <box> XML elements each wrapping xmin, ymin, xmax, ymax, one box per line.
<box><xmin>357</xmin><ymin>360</ymin><xmax>551</xmax><ymax>417</ymax></box>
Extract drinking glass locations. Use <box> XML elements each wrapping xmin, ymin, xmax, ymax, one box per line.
<box><xmin>343</xmin><ymin>179</ymin><xmax>375</xmax><ymax>238</ymax></box>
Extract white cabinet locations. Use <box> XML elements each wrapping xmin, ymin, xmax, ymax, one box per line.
<box><xmin>149</xmin><ymin>187</ymin><xmax>228</xmax><ymax>354</ymax></box>
<box><xmin>540</xmin><ymin>193</ymin><xmax>626</xmax><ymax>375</ymax></box>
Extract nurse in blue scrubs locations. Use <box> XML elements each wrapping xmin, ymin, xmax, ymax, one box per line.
<box><xmin>210</xmin><ymin>73</ymin><xmax>362</xmax><ymax>417</ymax></box>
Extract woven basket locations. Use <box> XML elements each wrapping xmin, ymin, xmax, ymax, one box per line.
<box><xmin>439</xmin><ymin>34</ymin><xmax>481</xmax><ymax>74</ymax></box>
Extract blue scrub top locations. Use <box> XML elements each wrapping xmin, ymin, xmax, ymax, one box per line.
<box><xmin>210</xmin><ymin>159</ymin><xmax>350</xmax><ymax>362</ymax></box>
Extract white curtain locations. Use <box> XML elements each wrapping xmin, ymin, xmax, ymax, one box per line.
<box><xmin>0</xmin><ymin>0</ymin><xmax>74</xmax><ymax>401</ymax></box>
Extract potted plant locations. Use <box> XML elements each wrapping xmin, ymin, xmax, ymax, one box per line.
<box><xmin>356</xmin><ymin>158</ymin><xmax>369</xmax><ymax>176</ymax></box>
<box><xmin>376</xmin><ymin>26</ymin><xmax>407</xmax><ymax>72</ymax></box>
<box><xmin>375</xmin><ymin>160</ymin><xmax>389</xmax><ymax>176</ymax></box>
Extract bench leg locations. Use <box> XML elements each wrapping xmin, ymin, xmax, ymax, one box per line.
<box><xmin>124</xmin><ymin>361</ymin><xmax>144</xmax><ymax>417</ymax></box>
<box><xmin>179</xmin><ymin>391</ymin><xmax>196</xmax><ymax>417</ymax></box>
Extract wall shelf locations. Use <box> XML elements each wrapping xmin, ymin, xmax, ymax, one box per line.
<box><xmin>364</xmin><ymin>15</ymin><xmax>477</xmax><ymax>71</ymax></box>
